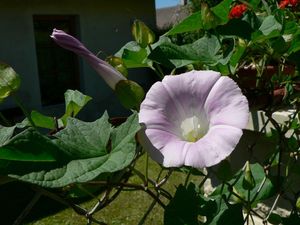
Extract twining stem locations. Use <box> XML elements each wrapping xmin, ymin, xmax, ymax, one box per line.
<box><xmin>145</xmin><ymin>153</ymin><xmax>149</xmax><ymax>188</ymax></box>
<box><xmin>12</xmin><ymin>94</ymin><xmax>36</xmax><ymax>129</ymax></box>
<box><xmin>264</xmin><ymin>193</ymin><xmax>281</xmax><ymax>222</ymax></box>
<box><xmin>148</xmin><ymin>44</ymin><xmax>164</xmax><ymax>79</ymax></box>
<box><xmin>184</xmin><ymin>169</ymin><xmax>192</xmax><ymax>187</ymax></box>
<box><xmin>13</xmin><ymin>192</ymin><xmax>42</xmax><ymax>225</ymax></box>
<box><xmin>137</xmin><ymin>199</ymin><xmax>157</xmax><ymax>225</ymax></box>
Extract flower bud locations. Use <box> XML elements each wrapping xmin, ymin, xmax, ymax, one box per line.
<box><xmin>242</xmin><ymin>161</ymin><xmax>256</xmax><ymax>190</ymax></box>
<box><xmin>131</xmin><ymin>20</ymin><xmax>155</xmax><ymax>48</ymax></box>
<box><xmin>0</xmin><ymin>63</ymin><xmax>21</xmax><ymax>102</ymax></box>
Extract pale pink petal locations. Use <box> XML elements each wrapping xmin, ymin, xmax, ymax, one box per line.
<box><xmin>139</xmin><ymin>70</ymin><xmax>249</xmax><ymax>168</ymax></box>
<box><xmin>184</xmin><ymin>125</ymin><xmax>243</xmax><ymax>168</ymax></box>
<box><xmin>139</xmin><ymin>70</ymin><xmax>221</xmax><ymax>134</ymax></box>
<box><xmin>204</xmin><ymin>76</ymin><xmax>249</xmax><ymax>129</ymax></box>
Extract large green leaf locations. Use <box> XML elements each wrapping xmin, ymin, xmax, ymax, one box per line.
<box><xmin>0</xmin><ymin>63</ymin><xmax>21</xmax><ymax>102</ymax></box>
<box><xmin>149</xmin><ymin>35</ymin><xmax>221</xmax><ymax>68</ymax></box>
<box><xmin>0</xmin><ymin>125</ymin><xmax>16</xmax><ymax>146</ymax></box>
<box><xmin>259</xmin><ymin>15</ymin><xmax>282</xmax><ymax>36</ymax></box>
<box><xmin>0</xmin><ymin>129</ymin><xmax>63</xmax><ymax>162</ymax></box>
<box><xmin>165</xmin><ymin>0</ymin><xmax>233</xmax><ymax>35</ymax></box>
<box><xmin>54</xmin><ymin>112</ymin><xmax>112</xmax><ymax>158</ymax></box>
<box><xmin>1</xmin><ymin>112</ymin><xmax>140</xmax><ymax>188</ymax></box>
<box><xmin>165</xmin><ymin>11</ymin><xmax>203</xmax><ymax>36</ymax></box>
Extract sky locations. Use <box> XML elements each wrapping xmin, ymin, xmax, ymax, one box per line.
<box><xmin>155</xmin><ymin>0</ymin><xmax>181</xmax><ymax>9</ymax></box>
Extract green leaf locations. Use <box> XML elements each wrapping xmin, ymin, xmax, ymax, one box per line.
<box><xmin>259</xmin><ymin>15</ymin><xmax>282</xmax><ymax>36</ymax></box>
<box><xmin>61</xmin><ymin>89</ymin><xmax>92</xmax><ymax>125</ymax></box>
<box><xmin>268</xmin><ymin>213</ymin><xmax>282</xmax><ymax>225</ymax></box>
<box><xmin>210</xmin><ymin>202</ymin><xmax>244</xmax><ymax>225</ymax></box>
<box><xmin>122</xmin><ymin>48</ymin><xmax>149</xmax><ymax>68</ymax></box>
<box><xmin>236</xmin><ymin>163</ymin><xmax>275</xmax><ymax>203</ymax></box>
<box><xmin>0</xmin><ymin>128</ymin><xmax>63</xmax><ymax>162</ymax></box>
<box><xmin>165</xmin><ymin>11</ymin><xmax>203</xmax><ymax>36</ymax></box>
<box><xmin>115</xmin><ymin>80</ymin><xmax>145</xmax><ymax>110</ymax></box>
<box><xmin>201</xmin><ymin>3</ymin><xmax>222</xmax><ymax>30</ymax></box>
<box><xmin>211</xmin><ymin>0</ymin><xmax>233</xmax><ymax>24</ymax></box>
<box><xmin>54</xmin><ymin>112</ymin><xmax>112</xmax><ymax>158</ymax></box>
<box><xmin>115</xmin><ymin>41</ymin><xmax>151</xmax><ymax>68</ymax></box>
<box><xmin>0</xmin><ymin>125</ymin><xmax>16</xmax><ymax>146</ymax></box>
<box><xmin>30</xmin><ymin>110</ymin><xmax>56</xmax><ymax>130</ymax></box>
<box><xmin>248</xmin><ymin>0</ymin><xmax>261</xmax><ymax>9</ymax></box>
<box><xmin>2</xmin><ymin>112</ymin><xmax>140</xmax><ymax>187</ymax></box>
<box><xmin>288</xmin><ymin>35</ymin><xmax>300</xmax><ymax>55</ymax></box>
<box><xmin>0</xmin><ymin>63</ymin><xmax>21</xmax><ymax>102</ymax></box>
<box><xmin>164</xmin><ymin>183</ymin><xmax>200</xmax><ymax>225</ymax></box>
<box><xmin>217</xmin><ymin>19</ymin><xmax>253</xmax><ymax>40</ymax></box>
<box><xmin>149</xmin><ymin>35</ymin><xmax>221</xmax><ymax>68</ymax></box>
<box><xmin>282</xmin><ymin>213</ymin><xmax>300</xmax><ymax>225</ymax></box>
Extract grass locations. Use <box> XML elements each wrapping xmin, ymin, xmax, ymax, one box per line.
<box><xmin>19</xmin><ymin>154</ymin><xmax>202</xmax><ymax>225</ymax></box>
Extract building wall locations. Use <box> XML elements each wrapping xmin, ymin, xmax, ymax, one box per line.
<box><xmin>0</xmin><ymin>0</ymin><xmax>156</xmax><ymax>119</ymax></box>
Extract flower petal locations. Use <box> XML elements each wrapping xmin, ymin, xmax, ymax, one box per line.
<box><xmin>161</xmin><ymin>70</ymin><xmax>221</xmax><ymax>118</ymax></box>
<box><xmin>139</xmin><ymin>70</ymin><xmax>221</xmax><ymax>134</ymax></box>
<box><xmin>184</xmin><ymin>125</ymin><xmax>243</xmax><ymax>168</ymax></box>
<box><xmin>139</xmin><ymin>70</ymin><xmax>249</xmax><ymax>169</ymax></box>
<box><xmin>204</xmin><ymin>76</ymin><xmax>249</xmax><ymax>129</ymax></box>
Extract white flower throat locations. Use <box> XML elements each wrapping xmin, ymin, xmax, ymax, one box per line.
<box><xmin>180</xmin><ymin>115</ymin><xmax>209</xmax><ymax>142</ymax></box>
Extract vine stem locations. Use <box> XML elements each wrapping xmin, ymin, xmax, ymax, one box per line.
<box><xmin>148</xmin><ymin>44</ymin><xmax>164</xmax><ymax>79</ymax></box>
<box><xmin>264</xmin><ymin>193</ymin><xmax>281</xmax><ymax>222</ymax></box>
<box><xmin>137</xmin><ymin>199</ymin><xmax>157</xmax><ymax>225</ymax></box>
<box><xmin>12</xmin><ymin>94</ymin><xmax>36</xmax><ymax>129</ymax></box>
<box><xmin>13</xmin><ymin>192</ymin><xmax>42</xmax><ymax>225</ymax></box>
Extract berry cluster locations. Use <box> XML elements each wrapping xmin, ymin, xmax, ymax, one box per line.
<box><xmin>279</xmin><ymin>0</ymin><xmax>299</xmax><ymax>8</ymax></box>
<box><xmin>229</xmin><ymin>4</ymin><xmax>248</xmax><ymax>19</ymax></box>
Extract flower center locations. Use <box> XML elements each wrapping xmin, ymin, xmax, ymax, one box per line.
<box><xmin>180</xmin><ymin>115</ymin><xmax>209</xmax><ymax>142</ymax></box>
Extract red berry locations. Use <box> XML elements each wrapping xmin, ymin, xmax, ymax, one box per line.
<box><xmin>290</xmin><ymin>0</ymin><xmax>298</xmax><ymax>6</ymax></box>
<box><xmin>229</xmin><ymin>4</ymin><xmax>248</xmax><ymax>19</ymax></box>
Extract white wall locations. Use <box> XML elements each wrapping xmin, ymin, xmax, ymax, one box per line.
<box><xmin>0</xmin><ymin>0</ymin><xmax>156</xmax><ymax>119</ymax></box>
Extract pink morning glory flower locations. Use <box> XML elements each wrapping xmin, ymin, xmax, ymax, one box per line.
<box><xmin>139</xmin><ymin>70</ymin><xmax>249</xmax><ymax>168</ymax></box>
<box><xmin>50</xmin><ymin>29</ymin><xmax>125</xmax><ymax>90</ymax></box>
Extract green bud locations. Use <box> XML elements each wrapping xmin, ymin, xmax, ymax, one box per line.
<box><xmin>132</xmin><ymin>20</ymin><xmax>155</xmax><ymax>48</ymax></box>
<box><xmin>0</xmin><ymin>63</ymin><xmax>21</xmax><ymax>102</ymax></box>
<box><xmin>201</xmin><ymin>3</ymin><xmax>221</xmax><ymax>30</ymax></box>
<box><xmin>296</xmin><ymin>197</ymin><xmax>300</xmax><ymax>210</ymax></box>
<box><xmin>230</xmin><ymin>186</ymin><xmax>245</xmax><ymax>203</ymax></box>
<box><xmin>242</xmin><ymin>161</ymin><xmax>256</xmax><ymax>190</ymax></box>
<box><xmin>115</xmin><ymin>80</ymin><xmax>145</xmax><ymax>110</ymax></box>
<box><xmin>106</xmin><ymin>56</ymin><xmax>128</xmax><ymax>78</ymax></box>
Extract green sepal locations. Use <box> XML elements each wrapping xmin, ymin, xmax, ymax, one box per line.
<box><xmin>115</xmin><ymin>80</ymin><xmax>145</xmax><ymax>110</ymax></box>
<box><xmin>106</xmin><ymin>56</ymin><xmax>128</xmax><ymax>78</ymax></box>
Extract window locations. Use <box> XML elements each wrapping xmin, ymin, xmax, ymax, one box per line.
<box><xmin>33</xmin><ymin>15</ymin><xmax>80</xmax><ymax>106</ymax></box>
